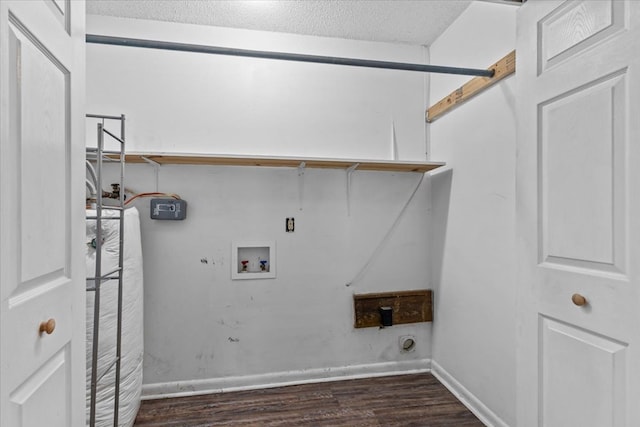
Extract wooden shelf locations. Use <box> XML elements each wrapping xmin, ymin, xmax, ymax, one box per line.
<box><xmin>122</xmin><ymin>153</ymin><xmax>445</xmax><ymax>173</ymax></box>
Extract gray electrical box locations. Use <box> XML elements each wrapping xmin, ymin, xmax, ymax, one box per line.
<box><xmin>150</xmin><ymin>198</ymin><xmax>187</xmax><ymax>220</ymax></box>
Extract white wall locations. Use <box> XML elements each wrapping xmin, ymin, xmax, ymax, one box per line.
<box><xmin>86</xmin><ymin>15</ymin><xmax>429</xmax><ymax>160</ymax></box>
<box><xmin>87</xmin><ymin>16</ymin><xmax>437</xmax><ymax>396</ymax></box>
<box><xmin>429</xmin><ymin>2</ymin><xmax>517</xmax><ymax>426</ymax></box>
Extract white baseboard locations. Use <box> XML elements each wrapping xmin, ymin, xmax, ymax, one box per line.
<box><xmin>142</xmin><ymin>358</ymin><xmax>432</xmax><ymax>400</ymax></box>
<box><xmin>431</xmin><ymin>360</ymin><xmax>509</xmax><ymax>427</ymax></box>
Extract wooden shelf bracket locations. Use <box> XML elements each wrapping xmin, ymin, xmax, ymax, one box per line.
<box><xmin>426</xmin><ymin>50</ymin><xmax>516</xmax><ymax>123</ymax></box>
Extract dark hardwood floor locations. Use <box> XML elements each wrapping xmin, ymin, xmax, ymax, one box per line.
<box><xmin>134</xmin><ymin>373</ymin><xmax>484</xmax><ymax>426</ymax></box>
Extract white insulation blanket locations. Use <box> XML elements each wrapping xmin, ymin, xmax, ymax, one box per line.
<box><xmin>86</xmin><ymin>207</ymin><xmax>143</xmax><ymax>427</ymax></box>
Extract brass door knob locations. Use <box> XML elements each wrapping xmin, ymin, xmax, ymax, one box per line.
<box><xmin>571</xmin><ymin>294</ymin><xmax>587</xmax><ymax>307</ymax></box>
<box><xmin>39</xmin><ymin>318</ymin><xmax>56</xmax><ymax>335</ymax></box>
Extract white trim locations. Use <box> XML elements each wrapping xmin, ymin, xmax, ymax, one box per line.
<box><xmin>431</xmin><ymin>360</ymin><xmax>509</xmax><ymax>427</ymax></box>
<box><xmin>142</xmin><ymin>359</ymin><xmax>431</xmax><ymax>400</ymax></box>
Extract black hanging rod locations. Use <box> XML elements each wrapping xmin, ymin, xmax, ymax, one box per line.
<box><xmin>86</xmin><ymin>34</ymin><xmax>495</xmax><ymax>78</ymax></box>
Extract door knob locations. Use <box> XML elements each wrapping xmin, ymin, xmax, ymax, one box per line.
<box><xmin>39</xmin><ymin>318</ymin><xmax>56</xmax><ymax>335</ymax></box>
<box><xmin>571</xmin><ymin>294</ymin><xmax>587</xmax><ymax>307</ymax></box>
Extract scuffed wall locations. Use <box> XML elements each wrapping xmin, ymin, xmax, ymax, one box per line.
<box><xmin>87</xmin><ymin>15</ymin><xmax>436</xmax><ymax>395</ymax></box>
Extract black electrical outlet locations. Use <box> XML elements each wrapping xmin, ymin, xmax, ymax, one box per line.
<box><xmin>379</xmin><ymin>306</ymin><xmax>393</xmax><ymax>327</ymax></box>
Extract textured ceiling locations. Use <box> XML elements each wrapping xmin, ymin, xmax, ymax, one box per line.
<box><xmin>85</xmin><ymin>0</ymin><xmax>476</xmax><ymax>46</ymax></box>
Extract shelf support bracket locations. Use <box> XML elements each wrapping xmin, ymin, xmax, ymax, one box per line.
<box><xmin>390</xmin><ymin>121</ymin><xmax>398</xmax><ymax>160</ymax></box>
<box><xmin>346</xmin><ymin>163</ymin><xmax>360</xmax><ymax>216</ymax></box>
<box><xmin>141</xmin><ymin>156</ymin><xmax>162</xmax><ymax>192</ymax></box>
<box><xmin>298</xmin><ymin>162</ymin><xmax>306</xmax><ymax>211</ymax></box>
<box><xmin>140</xmin><ymin>156</ymin><xmax>160</xmax><ymax>167</ymax></box>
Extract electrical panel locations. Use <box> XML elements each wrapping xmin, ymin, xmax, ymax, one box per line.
<box><xmin>150</xmin><ymin>198</ymin><xmax>187</xmax><ymax>220</ymax></box>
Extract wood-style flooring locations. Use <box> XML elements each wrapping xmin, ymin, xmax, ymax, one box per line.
<box><xmin>134</xmin><ymin>373</ymin><xmax>484</xmax><ymax>426</ymax></box>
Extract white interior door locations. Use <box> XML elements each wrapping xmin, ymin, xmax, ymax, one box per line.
<box><xmin>0</xmin><ymin>1</ymin><xmax>85</xmax><ymax>426</ymax></box>
<box><xmin>517</xmin><ymin>1</ymin><xmax>640</xmax><ymax>426</ymax></box>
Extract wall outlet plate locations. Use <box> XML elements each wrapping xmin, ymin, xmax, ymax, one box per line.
<box><xmin>150</xmin><ymin>198</ymin><xmax>187</xmax><ymax>220</ymax></box>
<box><xmin>286</xmin><ymin>217</ymin><xmax>295</xmax><ymax>232</ymax></box>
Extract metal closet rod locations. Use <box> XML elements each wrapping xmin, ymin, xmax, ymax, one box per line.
<box><xmin>86</xmin><ymin>34</ymin><xmax>495</xmax><ymax>77</ymax></box>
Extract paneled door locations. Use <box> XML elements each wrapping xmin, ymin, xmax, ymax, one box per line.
<box><xmin>517</xmin><ymin>1</ymin><xmax>640</xmax><ymax>426</ymax></box>
<box><xmin>0</xmin><ymin>1</ymin><xmax>85</xmax><ymax>426</ymax></box>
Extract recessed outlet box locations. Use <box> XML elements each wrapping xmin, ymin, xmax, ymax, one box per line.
<box><xmin>150</xmin><ymin>198</ymin><xmax>187</xmax><ymax>220</ymax></box>
<box><xmin>353</xmin><ymin>290</ymin><xmax>432</xmax><ymax>328</ymax></box>
<box><xmin>231</xmin><ymin>241</ymin><xmax>276</xmax><ymax>280</ymax></box>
